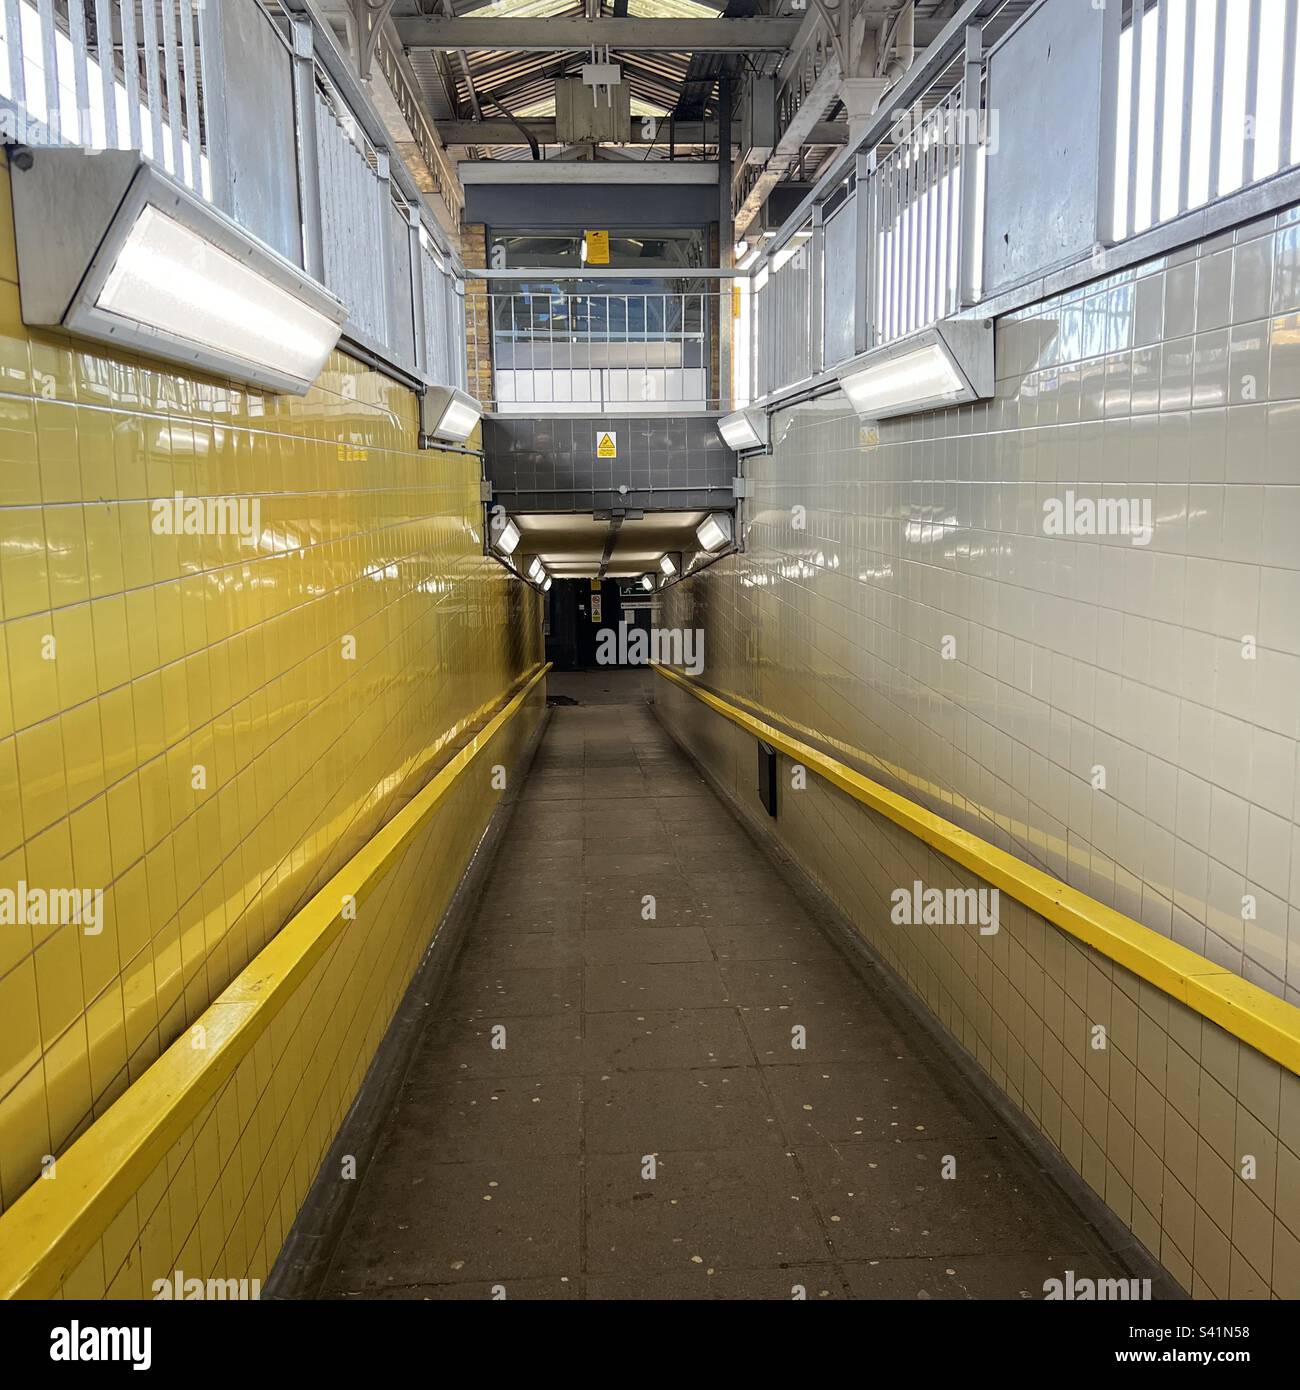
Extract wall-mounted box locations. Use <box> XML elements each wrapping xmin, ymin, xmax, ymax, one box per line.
<box><xmin>757</xmin><ymin>739</ymin><xmax>778</xmax><ymax>817</ymax></box>
<box><xmin>741</xmin><ymin>76</ymin><xmax>777</xmax><ymax>159</ymax></box>
<box><xmin>556</xmin><ymin>76</ymin><xmax>631</xmax><ymax>144</ymax></box>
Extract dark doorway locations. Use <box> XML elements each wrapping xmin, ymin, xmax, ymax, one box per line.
<box><xmin>547</xmin><ymin>579</ymin><xmax>627</xmax><ymax>669</ymax></box>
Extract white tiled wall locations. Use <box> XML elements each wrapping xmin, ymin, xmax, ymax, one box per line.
<box><xmin>668</xmin><ymin>204</ymin><xmax>1300</xmax><ymax>1004</ymax></box>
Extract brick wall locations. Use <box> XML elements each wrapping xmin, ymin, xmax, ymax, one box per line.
<box><xmin>461</xmin><ymin>223</ymin><xmax>494</xmax><ymax>407</ymax></box>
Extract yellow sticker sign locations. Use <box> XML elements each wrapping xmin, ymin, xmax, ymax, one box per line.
<box><xmin>584</xmin><ymin>229</ymin><xmax>610</xmax><ymax>265</ymax></box>
<box><xmin>596</xmin><ymin>430</ymin><xmax>617</xmax><ymax>458</ymax></box>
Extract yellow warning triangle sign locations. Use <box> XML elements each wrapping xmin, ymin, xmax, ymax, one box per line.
<box><xmin>596</xmin><ymin>431</ymin><xmax>617</xmax><ymax>458</ymax></box>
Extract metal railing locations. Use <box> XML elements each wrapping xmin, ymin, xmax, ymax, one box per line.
<box><xmin>1108</xmin><ymin>0</ymin><xmax>1300</xmax><ymax>241</ymax></box>
<box><xmin>0</xmin><ymin>0</ymin><xmax>207</xmax><ymax>192</ymax></box>
<box><xmin>5</xmin><ymin>1</ymin><xmax>1300</xmax><ymax>422</ymax></box>
<box><xmin>746</xmin><ymin>4</ymin><xmax>995</xmax><ymax>400</ymax></box>
<box><xmin>369</xmin><ymin>16</ymin><xmax>462</xmax><ymax>234</ymax></box>
<box><xmin>0</xmin><ymin>0</ymin><xmax>466</xmax><ymax>401</ymax></box>
<box><xmin>745</xmin><ymin>0</ymin><xmax>1300</xmax><ymax>406</ymax></box>
<box><xmin>752</xmin><ymin>233</ymin><xmax>813</xmax><ymax>400</ymax></box>
<box><xmin>870</xmin><ymin>87</ymin><xmax>969</xmax><ymax>346</ymax></box>
<box><xmin>469</xmin><ymin>279</ymin><xmax>731</xmax><ymax>415</ymax></box>
<box><xmin>421</xmin><ymin>231</ymin><xmax>467</xmax><ymax>397</ymax></box>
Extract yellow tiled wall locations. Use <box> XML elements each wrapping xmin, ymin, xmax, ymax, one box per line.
<box><xmin>61</xmin><ymin>683</ymin><xmax>545</xmax><ymax>1298</ymax></box>
<box><xmin>0</xmin><ymin>148</ymin><xmax>542</xmax><ymax>1222</ymax></box>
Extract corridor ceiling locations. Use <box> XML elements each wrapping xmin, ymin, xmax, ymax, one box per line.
<box><xmin>321</xmin><ymin>1</ymin><xmax>973</xmax><ymax>172</ymax></box>
<box><xmin>410</xmin><ymin>0</ymin><xmax>745</xmax><ymax>123</ymax></box>
<box><xmin>513</xmin><ymin>510</ymin><xmax>709</xmax><ymax>580</ymax></box>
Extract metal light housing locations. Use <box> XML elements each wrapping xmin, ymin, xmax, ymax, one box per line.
<box><xmin>834</xmin><ymin>320</ymin><xmax>994</xmax><ymax>421</ymax></box>
<box><xmin>493</xmin><ymin>516</ymin><xmax>522</xmax><ymax>556</ymax></box>
<box><xmin>9</xmin><ymin>148</ymin><xmax>346</xmax><ymax>395</ymax></box>
<box><xmin>422</xmin><ymin>384</ymin><xmax>483</xmax><ymax>443</ymax></box>
<box><xmin>695</xmin><ymin>512</ymin><xmax>734</xmax><ymax>553</ymax></box>
<box><xmin>717</xmin><ymin>407</ymin><xmax>769</xmax><ymax>453</ymax></box>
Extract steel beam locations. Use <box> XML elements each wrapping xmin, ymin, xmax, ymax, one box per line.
<box><xmin>394</xmin><ymin>16</ymin><xmax>802</xmax><ymax>52</ymax></box>
<box><xmin>732</xmin><ymin>54</ymin><xmax>842</xmax><ymax>240</ymax></box>
<box><xmin>457</xmin><ymin>160</ymin><xmax>721</xmax><ymax>184</ymax></box>
<box><xmin>435</xmin><ymin>118</ymin><xmax>848</xmax><ymax>146</ymax></box>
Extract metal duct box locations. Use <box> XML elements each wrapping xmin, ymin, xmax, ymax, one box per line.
<box><xmin>757</xmin><ymin>740</ymin><xmax>778</xmax><ymax>818</ymax></box>
<box><xmin>556</xmin><ymin>76</ymin><xmax>631</xmax><ymax>144</ymax></box>
<box><xmin>741</xmin><ymin>76</ymin><xmax>777</xmax><ymax>158</ymax></box>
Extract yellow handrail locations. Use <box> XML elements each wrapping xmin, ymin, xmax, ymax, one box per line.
<box><xmin>0</xmin><ymin>663</ymin><xmax>550</xmax><ymax>1300</ymax></box>
<box><xmin>654</xmin><ymin>664</ymin><xmax>1300</xmax><ymax>1078</ymax></box>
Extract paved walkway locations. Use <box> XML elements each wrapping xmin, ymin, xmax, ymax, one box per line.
<box><xmin>322</xmin><ymin>671</ymin><xmax>1131</xmax><ymax>1300</ymax></box>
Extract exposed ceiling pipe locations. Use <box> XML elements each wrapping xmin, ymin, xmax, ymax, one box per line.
<box><xmin>440</xmin><ymin>0</ymin><xmax>482</xmax><ymax>123</ymax></box>
<box><xmin>871</xmin><ymin>0</ymin><xmax>917</xmax><ymax>112</ymax></box>
<box><xmin>488</xmin><ymin>94</ymin><xmax>542</xmax><ymax>159</ymax></box>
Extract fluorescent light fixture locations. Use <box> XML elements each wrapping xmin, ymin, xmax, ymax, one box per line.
<box><xmin>734</xmin><ymin>239</ymin><xmax>749</xmax><ymax>259</ymax></box>
<box><xmin>696</xmin><ymin>512</ymin><xmax>733</xmax><ymax>553</ymax></box>
<box><xmin>9</xmin><ymin>149</ymin><xmax>345</xmax><ymax>395</ymax></box>
<box><xmin>493</xmin><ymin>516</ymin><xmax>521</xmax><ymax>556</ymax></box>
<box><xmin>422</xmin><ymin>385</ymin><xmax>483</xmax><ymax>444</ymax></box>
<box><xmin>834</xmin><ymin>321</ymin><xmax>994</xmax><ymax>421</ymax></box>
<box><xmin>717</xmin><ymin>408</ymin><xmax>768</xmax><ymax>453</ymax></box>
<box><xmin>542</xmin><ymin>576</ymin><xmax>552</xmax><ymax>592</ymax></box>
<box><xmin>527</xmin><ymin>556</ymin><xmax>546</xmax><ymax>584</ymax></box>
<box><xmin>97</xmin><ymin>207</ymin><xmax>340</xmax><ymax>386</ymax></box>
<box><xmin>640</xmin><ymin>574</ymin><xmax>655</xmax><ymax>592</ymax></box>
<box><xmin>659</xmin><ymin>553</ymin><xmax>677</xmax><ymax>577</ymax></box>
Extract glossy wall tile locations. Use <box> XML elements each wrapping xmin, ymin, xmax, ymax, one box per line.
<box><xmin>0</xmin><ymin>150</ymin><xmax>543</xmax><ymax>1216</ymax></box>
<box><xmin>657</xmin><ymin>677</ymin><xmax>1300</xmax><ymax>1298</ymax></box>
<box><xmin>666</xmin><ymin>205</ymin><xmax>1300</xmax><ymax>1007</ymax></box>
<box><xmin>59</xmin><ymin>687</ymin><xmax>545</xmax><ymax>1298</ymax></box>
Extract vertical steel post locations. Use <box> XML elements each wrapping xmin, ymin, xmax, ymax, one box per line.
<box><xmin>1283</xmin><ymin>0</ymin><xmax>1298</xmax><ymax>171</ymax></box>
<box><xmin>292</xmin><ymin>18</ymin><xmax>326</xmax><ymax>280</ymax></box>
<box><xmin>1151</xmin><ymin>0</ymin><xmax>1168</xmax><ymax>226</ymax></box>
<box><xmin>1207</xmin><ymin>0</ymin><xmax>1228</xmax><ymax>199</ymax></box>
<box><xmin>957</xmin><ymin>24</ymin><xmax>983</xmax><ymax>306</ymax></box>
<box><xmin>375</xmin><ymin>152</ymin><xmax>395</xmax><ymax>351</ymax></box>
<box><xmin>409</xmin><ymin>210</ymin><xmax>428</xmax><ymax>378</ymax></box>
<box><xmin>1177</xmin><ymin>0</ymin><xmax>1198</xmax><ymax>214</ymax></box>
<box><xmin>853</xmin><ymin>150</ymin><xmax>874</xmax><ymax>354</ymax></box>
<box><xmin>1095</xmin><ymin>0</ymin><xmax>1122</xmax><ymax>246</ymax></box>
<box><xmin>1243</xmin><ymin>0</ymin><xmax>1262</xmax><ymax>187</ymax></box>
<box><xmin>5</xmin><ymin>0</ymin><xmax>25</xmax><ymax>110</ymax></box>
<box><xmin>809</xmin><ymin>201</ymin><xmax>825</xmax><ymax>374</ymax></box>
<box><xmin>718</xmin><ymin>75</ymin><xmax>733</xmax><ymax>410</ymax></box>
<box><xmin>198</xmin><ymin>0</ymin><xmax>231</xmax><ymax>213</ymax></box>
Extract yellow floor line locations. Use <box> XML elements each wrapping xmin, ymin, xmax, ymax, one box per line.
<box><xmin>0</xmin><ymin>663</ymin><xmax>550</xmax><ymax>1301</ymax></box>
<box><xmin>654</xmin><ymin>664</ymin><xmax>1300</xmax><ymax>1078</ymax></box>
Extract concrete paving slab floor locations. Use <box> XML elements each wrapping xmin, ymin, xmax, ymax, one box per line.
<box><xmin>321</xmin><ymin>671</ymin><xmax>1134</xmax><ymax>1301</ymax></box>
